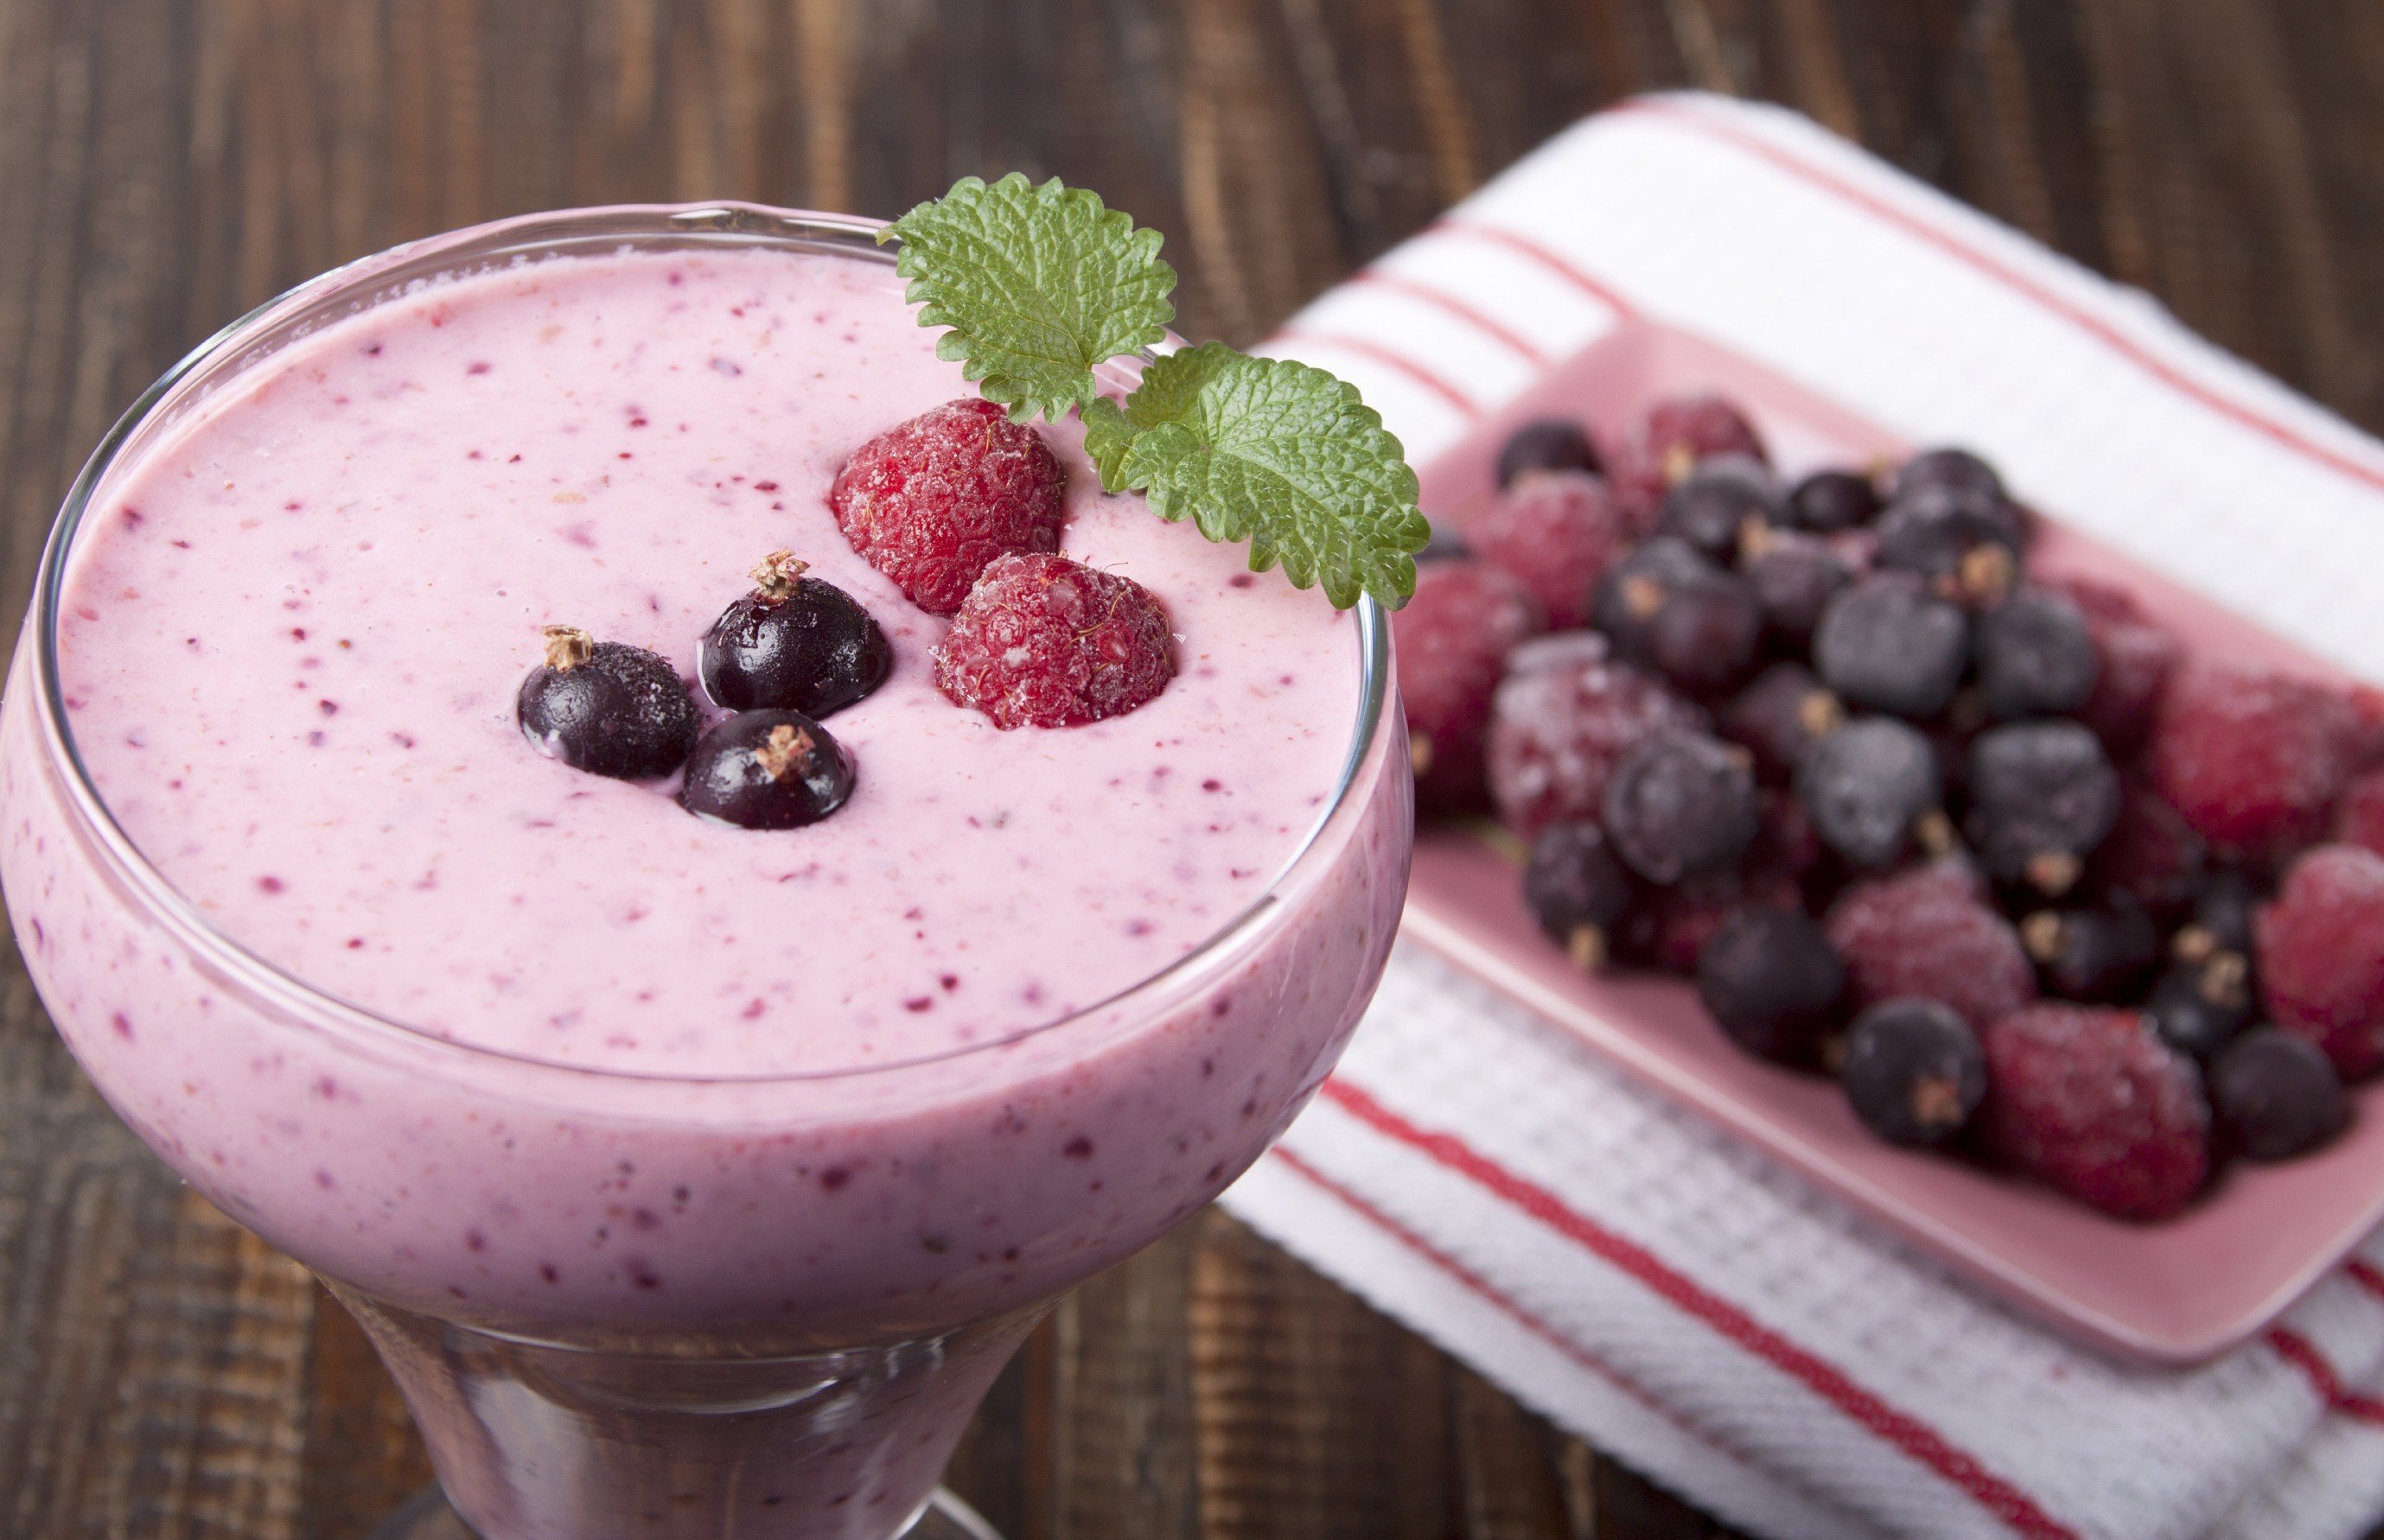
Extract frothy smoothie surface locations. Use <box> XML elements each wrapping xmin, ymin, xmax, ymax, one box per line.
<box><xmin>56</xmin><ymin>248</ymin><xmax>1361</xmax><ymax>1077</ymax></box>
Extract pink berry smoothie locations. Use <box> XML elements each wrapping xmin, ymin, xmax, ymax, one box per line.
<box><xmin>0</xmin><ymin>209</ymin><xmax>1409</xmax><ymax>1537</ymax></box>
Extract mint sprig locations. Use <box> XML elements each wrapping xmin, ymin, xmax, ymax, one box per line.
<box><xmin>883</xmin><ymin>175</ymin><xmax>1429</xmax><ymax>609</ymax></box>
<box><xmin>879</xmin><ymin>175</ymin><xmax>1176</xmax><ymax>424</ymax></box>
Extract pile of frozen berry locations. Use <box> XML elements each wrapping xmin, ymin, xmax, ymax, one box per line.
<box><xmin>1402</xmin><ymin>395</ymin><xmax>2384</xmax><ymax>1219</ymax></box>
<box><xmin>517</xmin><ymin>398</ymin><xmax>1177</xmax><ymax>828</ymax></box>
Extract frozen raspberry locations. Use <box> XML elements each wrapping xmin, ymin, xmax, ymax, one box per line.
<box><xmin>1826</xmin><ymin>868</ymin><xmax>2036</xmax><ymax>1030</ymax></box>
<box><xmin>2147</xmin><ymin>662</ymin><xmax>2362</xmax><ymax>862</ymax></box>
<box><xmin>1486</xmin><ymin>654</ymin><xmax>1706</xmax><ymax>839</ymax></box>
<box><xmin>1394</xmin><ymin>561</ymin><xmax>1546</xmax><ymax>814</ymax></box>
<box><xmin>2043</xmin><ymin>576</ymin><xmax>2180</xmax><ymax>756</ymax></box>
<box><xmin>1981</xmin><ymin>1005</ymin><xmax>2209</xmax><ymax>1220</ymax></box>
<box><xmin>2336</xmin><ymin>767</ymin><xmax>2384</xmax><ymax>858</ymax></box>
<box><xmin>2085</xmin><ymin>783</ymin><xmax>2206</xmax><ymax>922</ymax></box>
<box><xmin>2256</xmin><ymin>844</ymin><xmax>2384</xmax><ymax>1079</ymax></box>
<box><xmin>933</xmin><ymin>554</ymin><xmax>1174</xmax><ymax>729</ymax></box>
<box><xmin>830</xmin><ymin>398</ymin><xmax>1067</xmax><ymax>614</ymax></box>
<box><xmin>1495</xmin><ymin>419</ymin><xmax>1602</xmax><ymax>486</ymax></box>
<box><xmin>1609</xmin><ymin>394</ymin><xmax>1767</xmax><ymax>537</ymax></box>
<box><xmin>1468</xmin><ymin>469</ymin><xmax>1627</xmax><ymax>629</ymax></box>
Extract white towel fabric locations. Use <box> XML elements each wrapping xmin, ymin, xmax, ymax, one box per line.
<box><xmin>1220</xmin><ymin>94</ymin><xmax>2384</xmax><ymax>1540</ymax></box>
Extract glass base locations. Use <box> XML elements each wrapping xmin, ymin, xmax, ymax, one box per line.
<box><xmin>371</xmin><ymin>1484</ymin><xmax>1004</xmax><ymax>1540</ymax></box>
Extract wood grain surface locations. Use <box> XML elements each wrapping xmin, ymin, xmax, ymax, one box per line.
<box><xmin>3</xmin><ymin>3</ymin><xmax>2382</xmax><ymax>1536</ymax></box>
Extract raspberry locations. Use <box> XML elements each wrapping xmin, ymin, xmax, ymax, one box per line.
<box><xmin>1825</xmin><ymin>868</ymin><xmax>2036</xmax><ymax>1030</ymax></box>
<box><xmin>1609</xmin><ymin>394</ymin><xmax>1767</xmax><ymax>537</ymax></box>
<box><xmin>830</xmin><ymin>398</ymin><xmax>1068</xmax><ymax>614</ymax></box>
<box><xmin>933</xmin><ymin>554</ymin><xmax>1174</xmax><ymax>729</ymax></box>
<box><xmin>1981</xmin><ymin>1005</ymin><xmax>2209</xmax><ymax>1220</ymax></box>
<box><xmin>1467</xmin><ymin>470</ymin><xmax>1627</xmax><ymax>629</ymax></box>
<box><xmin>2255</xmin><ymin>844</ymin><xmax>2384</xmax><ymax>1078</ymax></box>
<box><xmin>2146</xmin><ymin>662</ymin><xmax>2362</xmax><ymax>862</ymax></box>
<box><xmin>2043</xmin><ymin>576</ymin><xmax>2179</xmax><ymax>756</ymax></box>
<box><xmin>1486</xmin><ymin>654</ymin><xmax>1705</xmax><ymax>839</ymax></box>
<box><xmin>1393</xmin><ymin>561</ymin><xmax>1545</xmax><ymax>813</ymax></box>
<box><xmin>2336</xmin><ymin>767</ymin><xmax>2384</xmax><ymax>858</ymax></box>
<box><xmin>2085</xmin><ymin>783</ymin><xmax>2206</xmax><ymax>922</ymax></box>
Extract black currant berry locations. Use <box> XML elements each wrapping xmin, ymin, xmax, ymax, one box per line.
<box><xmin>1603</xmin><ymin>733</ymin><xmax>1759</xmax><ymax>885</ymax></box>
<box><xmin>1839</xmin><ymin>997</ymin><xmax>1986</xmax><ymax>1147</ymax></box>
<box><xmin>1785</xmin><ymin>468</ymin><xmax>1881</xmax><ymax>534</ymax></box>
<box><xmin>517</xmin><ymin>626</ymin><xmax>699</xmax><ymax>780</ymax></box>
<box><xmin>1496</xmin><ymin>419</ymin><xmax>1602</xmax><ymax>486</ymax></box>
<box><xmin>699</xmin><ymin>551</ymin><xmax>893</xmax><ymax>716</ymax></box>
<box><xmin>2175</xmin><ymin>869</ymin><xmax>2260</xmax><ymax>964</ymax></box>
<box><xmin>2209</xmin><ymin>1029</ymin><xmax>2348</xmax><ymax>1161</ymax></box>
<box><xmin>1641</xmin><ymin>565</ymin><xmax>1764</xmax><ymax>697</ymax></box>
<box><xmin>1739</xmin><ymin>525</ymin><xmax>1852</xmax><ymax>651</ymax></box>
<box><xmin>1965</xmin><ymin>721</ymin><xmax>2120</xmax><ymax>895</ymax></box>
<box><xmin>1795</xmin><ymin>716</ymin><xmax>1947</xmax><ymax>871</ymax></box>
<box><xmin>1974</xmin><ymin>585</ymin><xmax>2098</xmax><ymax>721</ymax></box>
<box><xmin>2145</xmin><ymin>956</ymin><xmax>2255</xmax><ymax>1059</ymax></box>
<box><xmin>1658</xmin><ymin>454</ymin><xmax>1775</xmax><ymax>562</ymax></box>
<box><xmin>2019</xmin><ymin>905</ymin><xmax>2161</xmax><ymax>1003</ymax></box>
<box><xmin>679</xmin><ymin>710</ymin><xmax>856</xmax><ymax>830</ymax></box>
<box><xmin>1873</xmin><ymin>486</ymin><xmax>2021</xmax><ymax>608</ymax></box>
<box><xmin>1812</xmin><ymin>573</ymin><xmax>1969</xmax><ymax>719</ymax></box>
<box><xmin>1720</xmin><ymin>663</ymin><xmax>1843</xmax><ymax>786</ymax></box>
<box><xmin>1523</xmin><ymin>822</ymin><xmax>1638</xmax><ymax>970</ymax></box>
<box><xmin>1894</xmin><ymin>447</ymin><xmax>2005</xmax><ymax>506</ymax></box>
<box><xmin>1696</xmin><ymin>907</ymin><xmax>1846</xmax><ymax>1063</ymax></box>
<box><xmin>1593</xmin><ymin>537</ymin><xmax>1708</xmax><ymax>659</ymax></box>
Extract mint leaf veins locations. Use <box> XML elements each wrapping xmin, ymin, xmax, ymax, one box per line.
<box><xmin>879</xmin><ymin>174</ymin><xmax>1176</xmax><ymax>423</ymax></box>
<box><xmin>883</xmin><ymin>175</ymin><xmax>1429</xmax><ymax>610</ymax></box>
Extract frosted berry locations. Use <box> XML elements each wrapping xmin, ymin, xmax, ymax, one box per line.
<box><xmin>1602</xmin><ymin>733</ymin><xmax>1759</xmax><ymax>884</ymax></box>
<box><xmin>1719</xmin><ymin>663</ymin><xmax>1843</xmax><ymax>786</ymax></box>
<box><xmin>1785</xmin><ymin>469</ymin><xmax>1881</xmax><ymax>534</ymax></box>
<box><xmin>1495</xmin><ymin>419</ymin><xmax>1602</xmax><ymax>486</ymax></box>
<box><xmin>1658</xmin><ymin>454</ymin><xmax>1775</xmax><ymax>562</ymax></box>
<box><xmin>2147</xmin><ymin>662</ymin><xmax>2362</xmax><ymax>861</ymax></box>
<box><xmin>699</xmin><ymin>552</ymin><xmax>892</xmax><ymax>716</ymax></box>
<box><xmin>830</xmin><ymin>398</ymin><xmax>1067</xmax><ymax>614</ymax></box>
<box><xmin>1395</xmin><ymin>560</ymin><xmax>1546</xmax><ymax>814</ymax></box>
<box><xmin>1873</xmin><ymin>486</ymin><xmax>2020</xmax><ymax>608</ymax></box>
<box><xmin>2020</xmin><ymin>905</ymin><xmax>2161</xmax><ymax>1003</ymax></box>
<box><xmin>1610</xmin><ymin>395</ymin><xmax>1767</xmax><ymax>536</ymax></box>
<box><xmin>517</xmin><ymin>627</ymin><xmax>699</xmax><ymax>781</ymax></box>
<box><xmin>2085</xmin><ymin>784</ymin><xmax>2206</xmax><ymax>923</ymax></box>
<box><xmin>2256</xmin><ymin>844</ymin><xmax>2384</xmax><ymax>1079</ymax></box>
<box><xmin>1826</xmin><ymin>868</ymin><xmax>2037</xmax><ymax>1030</ymax></box>
<box><xmin>1696</xmin><ymin>907</ymin><xmax>1845</xmax><ymax>1063</ymax></box>
<box><xmin>1974</xmin><ymin>586</ymin><xmax>2098</xmax><ymax>721</ymax></box>
<box><xmin>1487</xmin><ymin>652</ymin><xmax>1705</xmax><ymax>839</ymax></box>
<box><xmin>934</xmin><ymin>554</ymin><xmax>1175</xmax><ymax>729</ymax></box>
<box><xmin>2209</xmin><ymin>1029</ymin><xmax>2349</xmax><ymax>1161</ymax></box>
<box><xmin>1983</xmin><ymin>1005</ymin><xmax>2209</xmax><ymax>1219</ymax></box>
<box><xmin>1894</xmin><ymin>448</ymin><xmax>2005</xmax><ymax>506</ymax></box>
<box><xmin>1966</xmin><ymin>722</ymin><xmax>2120</xmax><ymax>896</ymax></box>
<box><xmin>1796</xmin><ymin>716</ymin><xmax>1947</xmax><ymax>871</ymax></box>
<box><xmin>2145</xmin><ymin>957</ymin><xmax>2254</xmax><ymax>1060</ymax></box>
<box><xmin>1840</xmin><ymin>999</ymin><xmax>1985</xmax><ymax>1146</ymax></box>
<box><xmin>1469</xmin><ymin>469</ymin><xmax>1627</xmax><ymax>630</ymax></box>
<box><xmin>1524</xmin><ymin>822</ymin><xmax>1638</xmax><ymax>970</ymax></box>
<box><xmin>2336</xmin><ymin>767</ymin><xmax>2384</xmax><ymax>859</ymax></box>
<box><xmin>679</xmin><ymin>710</ymin><xmax>855</xmax><ymax>830</ymax></box>
<box><xmin>1739</xmin><ymin>525</ymin><xmax>1852</xmax><ymax>652</ymax></box>
<box><xmin>1593</xmin><ymin>536</ymin><xmax>1707</xmax><ymax>657</ymax></box>
<box><xmin>1812</xmin><ymin>573</ymin><xmax>1968</xmax><ymax>720</ymax></box>
<box><xmin>2043</xmin><ymin>576</ymin><xmax>2180</xmax><ymax>755</ymax></box>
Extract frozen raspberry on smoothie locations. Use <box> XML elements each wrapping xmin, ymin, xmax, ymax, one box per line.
<box><xmin>1393</xmin><ymin>559</ymin><xmax>1545</xmax><ymax>814</ymax></box>
<box><xmin>2145</xmin><ymin>661</ymin><xmax>2362</xmax><ymax>862</ymax></box>
<box><xmin>934</xmin><ymin>553</ymin><xmax>1175</xmax><ymax>729</ymax></box>
<box><xmin>1981</xmin><ymin>1004</ymin><xmax>2209</xmax><ymax>1220</ymax></box>
<box><xmin>830</xmin><ymin>398</ymin><xmax>1067</xmax><ymax>614</ymax></box>
<box><xmin>2256</xmin><ymin>844</ymin><xmax>2384</xmax><ymax>1079</ymax></box>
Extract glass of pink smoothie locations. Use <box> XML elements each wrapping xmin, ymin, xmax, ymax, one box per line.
<box><xmin>0</xmin><ymin>205</ymin><xmax>1411</xmax><ymax>1539</ymax></box>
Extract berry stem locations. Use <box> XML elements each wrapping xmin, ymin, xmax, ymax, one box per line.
<box><xmin>541</xmin><ymin>625</ymin><xmax>594</xmax><ymax>671</ymax></box>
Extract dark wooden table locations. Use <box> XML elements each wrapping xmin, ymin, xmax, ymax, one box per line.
<box><xmin>4</xmin><ymin>3</ymin><xmax>2382</xmax><ymax>1536</ymax></box>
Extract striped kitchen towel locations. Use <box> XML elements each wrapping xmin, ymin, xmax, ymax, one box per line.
<box><xmin>1221</xmin><ymin>93</ymin><xmax>2384</xmax><ymax>1540</ymax></box>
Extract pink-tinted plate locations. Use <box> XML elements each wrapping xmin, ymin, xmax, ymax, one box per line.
<box><xmin>1404</xmin><ymin>317</ymin><xmax>2384</xmax><ymax>1365</ymax></box>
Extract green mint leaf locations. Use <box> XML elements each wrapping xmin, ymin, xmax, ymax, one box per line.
<box><xmin>880</xmin><ymin>174</ymin><xmax>1176</xmax><ymax>423</ymax></box>
<box><xmin>1100</xmin><ymin>342</ymin><xmax>1429</xmax><ymax>609</ymax></box>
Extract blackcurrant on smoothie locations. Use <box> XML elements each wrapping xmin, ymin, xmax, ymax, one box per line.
<box><xmin>0</xmin><ymin>207</ymin><xmax>1409</xmax><ymax>1540</ymax></box>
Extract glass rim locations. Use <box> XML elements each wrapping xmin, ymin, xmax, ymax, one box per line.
<box><xmin>24</xmin><ymin>200</ymin><xmax>1398</xmax><ymax>1088</ymax></box>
